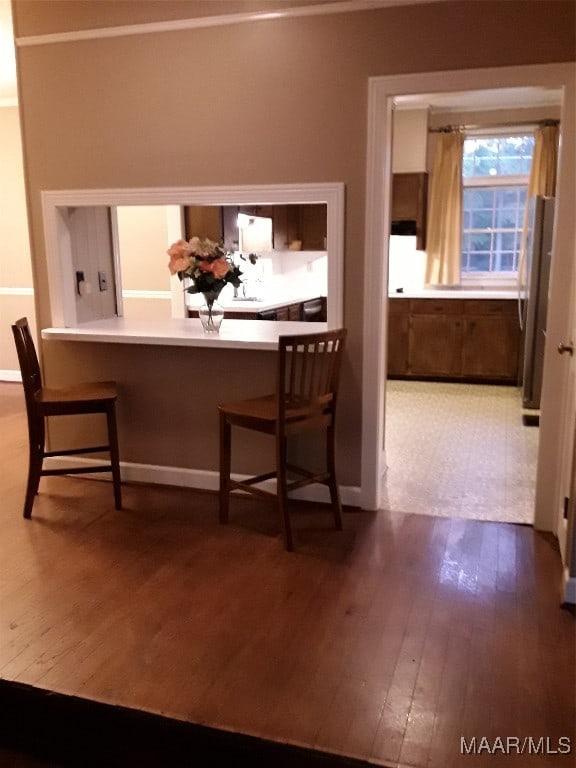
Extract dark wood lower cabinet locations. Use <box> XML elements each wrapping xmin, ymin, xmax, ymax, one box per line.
<box><xmin>187</xmin><ymin>296</ymin><xmax>326</xmax><ymax>322</ymax></box>
<box><xmin>387</xmin><ymin>298</ymin><xmax>520</xmax><ymax>382</ymax></box>
<box><xmin>409</xmin><ymin>314</ymin><xmax>463</xmax><ymax>377</ymax></box>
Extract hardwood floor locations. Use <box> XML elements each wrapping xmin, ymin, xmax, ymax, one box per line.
<box><xmin>0</xmin><ymin>382</ymin><xmax>574</xmax><ymax>767</ymax></box>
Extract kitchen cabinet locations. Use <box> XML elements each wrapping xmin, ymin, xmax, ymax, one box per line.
<box><xmin>184</xmin><ymin>205</ymin><xmax>223</xmax><ymax>242</ymax></box>
<box><xmin>391</xmin><ymin>173</ymin><xmax>428</xmax><ymax>250</ymax></box>
<box><xmin>409</xmin><ymin>300</ymin><xmax>463</xmax><ymax>377</ymax></box>
<box><xmin>262</xmin><ymin>297</ymin><xmax>326</xmax><ymax>322</ymax></box>
<box><xmin>220</xmin><ymin>204</ymin><xmax>327</xmax><ymax>252</ymax></box>
<box><xmin>462</xmin><ymin>300</ymin><xmax>520</xmax><ymax>380</ymax></box>
<box><xmin>387</xmin><ymin>299</ymin><xmax>410</xmax><ymax>376</ymax></box>
<box><xmin>387</xmin><ymin>298</ymin><xmax>520</xmax><ymax>382</ymax></box>
<box><xmin>274</xmin><ymin>204</ymin><xmax>327</xmax><ymax>251</ymax></box>
<box><xmin>187</xmin><ymin>296</ymin><xmax>326</xmax><ymax>322</ymax></box>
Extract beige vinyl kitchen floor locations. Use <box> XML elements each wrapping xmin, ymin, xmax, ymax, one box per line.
<box><xmin>382</xmin><ymin>379</ymin><xmax>539</xmax><ymax>525</ymax></box>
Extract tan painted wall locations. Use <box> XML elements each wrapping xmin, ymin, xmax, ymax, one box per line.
<box><xmin>12</xmin><ymin>1</ymin><xmax>576</xmax><ymax>488</ymax></box>
<box><xmin>0</xmin><ymin>105</ymin><xmax>35</xmax><ymax>374</ymax></box>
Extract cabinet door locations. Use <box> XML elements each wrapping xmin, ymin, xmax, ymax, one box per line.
<box><xmin>391</xmin><ymin>173</ymin><xmax>428</xmax><ymax>250</ymax></box>
<box><xmin>272</xmin><ymin>205</ymin><xmax>289</xmax><ymax>250</ymax></box>
<box><xmin>301</xmin><ymin>204</ymin><xmax>327</xmax><ymax>250</ymax></box>
<box><xmin>222</xmin><ymin>206</ymin><xmax>240</xmax><ymax>250</ymax></box>
<box><xmin>387</xmin><ymin>301</ymin><xmax>410</xmax><ymax>376</ymax></box>
<box><xmin>409</xmin><ymin>314</ymin><xmax>463</xmax><ymax>377</ymax></box>
<box><xmin>288</xmin><ymin>302</ymin><xmax>302</xmax><ymax>321</ymax></box>
<box><xmin>392</xmin><ymin>174</ymin><xmax>422</xmax><ymax>220</ymax></box>
<box><xmin>462</xmin><ymin>313</ymin><xmax>520</xmax><ymax>380</ymax></box>
<box><xmin>184</xmin><ymin>206</ymin><xmax>223</xmax><ymax>242</ymax></box>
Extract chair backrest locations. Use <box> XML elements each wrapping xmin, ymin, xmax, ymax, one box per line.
<box><xmin>12</xmin><ymin>318</ymin><xmax>43</xmax><ymax>413</ymax></box>
<box><xmin>277</xmin><ymin>328</ymin><xmax>347</xmax><ymax>419</ymax></box>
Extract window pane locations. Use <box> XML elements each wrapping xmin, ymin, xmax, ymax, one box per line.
<box><xmin>463</xmin><ymin>134</ymin><xmax>534</xmax><ymax>178</ymax></box>
<box><xmin>495</xmin><ymin>208</ymin><xmax>516</xmax><ymax>228</ymax></box>
<box><xmin>461</xmin><ymin>134</ymin><xmax>533</xmax><ymax>276</ymax></box>
<box><xmin>499</xmin><ymin>253</ymin><xmax>516</xmax><ymax>271</ymax></box>
<box><xmin>467</xmin><ymin>253</ymin><xmax>491</xmax><ymax>271</ymax></box>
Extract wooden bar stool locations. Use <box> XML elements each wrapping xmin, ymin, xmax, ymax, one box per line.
<box><xmin>218</xmin><ymin>328</ymin><xmax>347</xmax><ymax>551</ymax></box>
<box><xmin>11</xmin><ymin>318</ymin><xmax>122</xmax><ymax>519</ymax></box>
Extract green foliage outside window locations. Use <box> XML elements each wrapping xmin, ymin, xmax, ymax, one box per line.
<box><xmin>461</xmin><ymin>134</ymin><xmax>534</xmax><ymax>275</ymax></box>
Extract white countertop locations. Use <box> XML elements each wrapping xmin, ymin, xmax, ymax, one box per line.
<box><xmin>388</xmin><ymin>289</ymin><xmax>518</xmax><ymax>299</ymax></box>
<box><xmin>42</xmin><ymin>317</ymin><xmax>327</xmax><ymax>351</ymax></box>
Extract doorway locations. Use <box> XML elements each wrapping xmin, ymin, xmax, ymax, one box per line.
<box><xmin>361</xmin><ymin>63</ymin><xmax>576</xmax><ymax>561</ymax></box>
<box><xmin>382</xmin><ymin>86</ymin><xmax>558</xmax><ymax>525</ymax></box>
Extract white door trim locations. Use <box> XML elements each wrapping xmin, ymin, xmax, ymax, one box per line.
<box><xmin>362</xmin><ymin>62</ymin><xmax>576</xmax><ymax>537</ymax></box>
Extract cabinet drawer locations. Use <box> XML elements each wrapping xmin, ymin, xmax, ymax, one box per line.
<box><xmin>464</xmin><ymin>299</ymin><xmax>517</xmax><ymax>316</ymax></box>
<box><xmin>410</xmin><ymin>299</ymin><xmax>463</xmax><ymax>315</ymax></box>
<box><xmin>389</xmin><ymin>298</ymin><xmax>410</xmax><ymax>315</ymax></box>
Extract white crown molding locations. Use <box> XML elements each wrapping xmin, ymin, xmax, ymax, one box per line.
<box><xmin>15</xmin><ymin>0</ymin><xmax>448</xmax><ymax>47</ymax></box>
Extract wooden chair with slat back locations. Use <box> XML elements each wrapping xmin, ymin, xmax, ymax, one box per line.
<box><xmin>11</xmin><ymin>318</ymin><xmax>122</xmax><ymax>519</ymax></box>
<box><xmin>218</xmin><ymin>328</ymin><xmax>347</xmax><ymax>551</ymax></box>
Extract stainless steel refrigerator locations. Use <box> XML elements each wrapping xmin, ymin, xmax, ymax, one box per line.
<box><xmin>518</xmin><ymin>195</ymin><xmax>555</xmax><ymax>413</ymax></box>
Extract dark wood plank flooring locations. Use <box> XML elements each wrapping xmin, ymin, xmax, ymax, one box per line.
<box><xmin>0</xmin><ymin>382</ymin><xmax>574</xmax><ymax>767</ymax></box>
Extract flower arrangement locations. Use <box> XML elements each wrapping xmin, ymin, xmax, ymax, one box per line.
<box><xmin>167</xmin><ymin>237</ymin><xmax>243</xmax><ymax>305</ymax></box>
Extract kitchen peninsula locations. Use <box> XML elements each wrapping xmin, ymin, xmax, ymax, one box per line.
<box><xmin>38</xmin><ymin>315</ymin><xmax>361</xmax><ymax>507</ymax></box>
<box><xmin>41</xmin><ymin>316</ymin><xmax>325</xmax><ymax>350</ymax></box>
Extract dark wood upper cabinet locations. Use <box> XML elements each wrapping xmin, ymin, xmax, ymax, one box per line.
<box><xmin>189</xmin><ymin>204</ymin><xmax>327</xmax><ymax>252</ymax></box>
<box><xmin>391</xmin><ymin>172</ymin><xmax>428</xmax><ymax>250</ymax></box>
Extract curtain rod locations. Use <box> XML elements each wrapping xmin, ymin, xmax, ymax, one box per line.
<box><xmin>429</xmin><ymin>118</ymin><xmax>560</xmax><ymax>133</ymax></box>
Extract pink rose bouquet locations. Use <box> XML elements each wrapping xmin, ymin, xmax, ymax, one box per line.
<box><xmin>167</xmin><ymin>237</ymin><xmax>243</xmax><ymax>305</ymax></box>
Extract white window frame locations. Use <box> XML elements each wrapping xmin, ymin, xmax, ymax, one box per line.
<box><xmin>461</xmin><ymin>129</ymin><xmax>535</xmax><ymax>288</ymax></box>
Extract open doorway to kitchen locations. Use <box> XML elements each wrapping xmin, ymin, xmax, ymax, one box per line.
<box><xmin>382</xmin><ymin>86</ymin><xmax>561</xmax><ymax>525</ymax></box>
<box><xmin>361</xmin><ymin>63</ymin><xmax>575</xmax><ymax>553</ymax></box>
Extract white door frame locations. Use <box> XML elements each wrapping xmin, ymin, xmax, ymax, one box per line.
<box><xmin>361</xmin><ymin>63</ymin><xmax>576</xmax><ymax>547</ymax></box>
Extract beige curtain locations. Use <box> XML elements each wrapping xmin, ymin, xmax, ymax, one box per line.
<box><xmin>527</xmin><ymin>123</ymin><xmax>559</xmax><ymax>198</ymax></box>
<box><xmin>425</xmin><ymin>131</ymin><xmax>464</xmax><ymax>286</ymax></box>
<box><xmin>518</xmin><ymin>124</ymin><xmax>559</xmax><ymax>288</ymax></box>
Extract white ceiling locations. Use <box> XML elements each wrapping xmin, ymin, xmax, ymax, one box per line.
<box><xmin>395</xmin><ymin>87</ymin><xmax>563</xmax><ymax>113</ymax></box>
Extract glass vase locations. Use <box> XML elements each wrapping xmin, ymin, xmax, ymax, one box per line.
<box><xmin>198</xmin><ymin>300</ymin><xmax>224</xmax><ymax>333</ymax></box>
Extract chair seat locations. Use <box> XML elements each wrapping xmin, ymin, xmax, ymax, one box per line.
<box><xmin>35</xmin><ymin>381</ymin><xmax>118</xmax><ymax>405</ymax></box>
<box><xmin>219</xmin><ymin>394</ymin><xmax>332</xmax><ymax>435</ymax></box>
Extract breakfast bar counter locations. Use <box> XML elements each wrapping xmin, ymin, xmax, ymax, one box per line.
<box><xmin>38</xmin><ymin>316</ymin><xmax>357</xmax><ymax>501</ymax></box>
<box><xmin>41</xmin><ymin>317</ymin><xmax>327</xmax><ymax>351</ymax></box>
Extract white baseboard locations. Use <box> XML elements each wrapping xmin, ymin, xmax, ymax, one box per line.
<box><xmin>43</xmin><ymin>456</ymin><xmax>362</xmax><ymax>508</ymax></box>
<box><xmin>0</xmin><ymin>370</ymin><xmax>22</xmax><ymax>382</ymax></box>
<box><xmin>563</xmin><ymin>569</ymin><xmax>576</xmax><ymax>605</ymax></box>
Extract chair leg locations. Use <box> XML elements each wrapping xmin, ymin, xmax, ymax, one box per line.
<box><xmin>326</xmin><ymin>425</ymin><xmax>343</xmax><ymax>531</ymax></box>
<box><xmin>106</xmin><ymin>404</ymin><xmax>122</xmax><ymax>510</ymax></box>
<box><xmin>23</xmin><ymin>443</ymin><xmax>43</xmax><ymax>519</ymax></box>
<box><xmin>219</xmin><ymin>412</ymin><xmax>231</xmax><ymax>524</ymax></box>
<box><xmin>276</xmin><ymin>431</ymin><xmax>293</xmax><ymax>551</ymax></box>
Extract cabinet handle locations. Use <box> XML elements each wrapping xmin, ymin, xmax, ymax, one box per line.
<box><xmin>558</xmin><ymin>341</ymin><xmax>574</xmax><ymax>356</ymax></box>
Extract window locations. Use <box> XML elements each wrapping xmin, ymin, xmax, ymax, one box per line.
<box><xmin>461</xmin><ymin>133</ymin><xmax>535</xmax><ymax>280</ymax></box>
